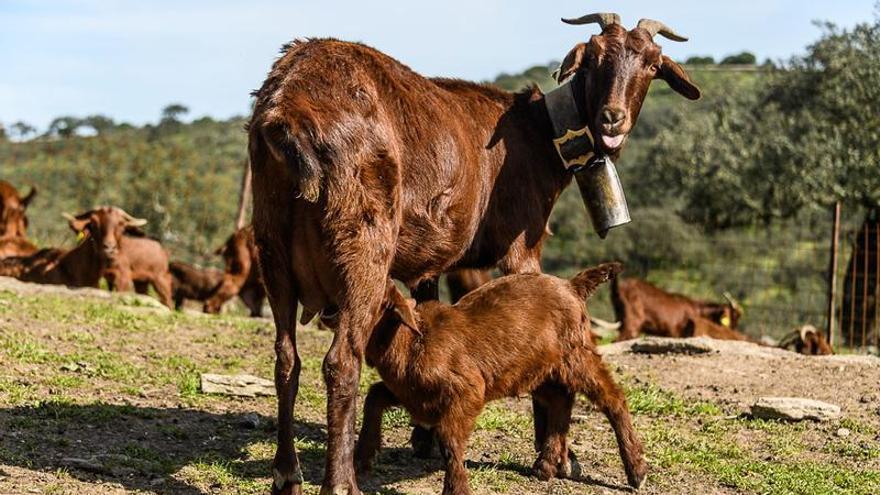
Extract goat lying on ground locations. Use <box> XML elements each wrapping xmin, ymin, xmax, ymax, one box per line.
<box><xmin>684</xmin><ymin>316</ymin><xmax>750</xmax><ymax>341</ymax></box>
<box><xmin>170</xmin><ymin>261</ymin><xmax>224</xmax><ymax>311</ymax></box>
<box><xmin>612</xmin><ymin>277</ymin><xmax>742</xmax><ymax>341</ymax></box>
<box><xmin>203</xmin><ymin>226</ymin><xmax>265</xmax><ymax>317</ymax></box>
<box><xmin>96</xmin><ymin>228</ymin><xmax>174</xmax><ymax>308</ymax></box>
<box><xmin>355</xmin><ymin>262</ymin><xmax>645</xmax><ymax>494</ymax></box>
<box><xmin>778</xmin><ymin>325</ymin><xmax>834</xmax><ymax>355</ymax></box>
<box><xmin>0</xmin><ymin>236</ymin><xmax>38</xmax><ymax>258</ymax></box>
<box><xmin>0</xmin><ymin>207</ymin><xmax>144</xmax><ymax>288</ymax></box>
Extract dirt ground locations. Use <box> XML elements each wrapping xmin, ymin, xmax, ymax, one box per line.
<box><xmin>0</xmin><ymin>278</ymin><xmax>878</xmax><ymax>494</ymax></box>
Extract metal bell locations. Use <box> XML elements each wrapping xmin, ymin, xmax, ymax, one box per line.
<box><xmin>573</xmin><ymin>155</ymin><xmax>631</xmax><ymax>239</ymax></box>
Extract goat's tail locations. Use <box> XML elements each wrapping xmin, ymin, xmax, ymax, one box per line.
<box><xmin>253</xmin><ymin>111</ymin><xmax>324</xmax><ymax>203</ymax></box>
<box><xmin>569</xmin><ymin>262</ymin><xmax>623</xmax><ymax>300</ymax></box>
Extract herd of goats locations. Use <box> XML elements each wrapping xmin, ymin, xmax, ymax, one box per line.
<box><xmin>2</xmin><ymin>12</ymin><xmax>841</xmax><ymax>495</ymax></box>
<box><xmin>0</xmin><ymin>178</ymin><xmax>832</xmax><ymax>356</ymax></box>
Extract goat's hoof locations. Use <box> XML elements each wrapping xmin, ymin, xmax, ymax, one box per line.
<box><xmin>562</xmin><ymin>450</ymin><xmax>582</xmax><ymax>480</ymax></box>
<box><xmin>626</xmin><ymin>466</ymin><xmax>648</xmax><ymax>490</ymax></box>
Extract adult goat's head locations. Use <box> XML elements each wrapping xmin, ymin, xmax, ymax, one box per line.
<box><xmin>556</xmin><ymin>13</ymin><xmax>701</xmax><ymax>155</ymax></box>
<box><xmin>64</xmin><ymin>206</ymin><xmax>147</xmax><ymax>261</ymax></box>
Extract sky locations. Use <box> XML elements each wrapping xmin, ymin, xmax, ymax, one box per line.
<box><xmin>0</xmin><ymin>0</ymin><xmax>875</xmax><ymax>130</ymax></box>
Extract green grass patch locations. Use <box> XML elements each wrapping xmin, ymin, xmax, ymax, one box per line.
<box><xmin>625</xmin><ymin>382</ymin><xmax>721</xmax><ymax>417</ymax></box>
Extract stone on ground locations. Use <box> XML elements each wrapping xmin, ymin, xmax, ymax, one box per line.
<box><xmin>200</xmin><ymin>373</ymin><xmax>275</xmax><ymax>397</ymax></box>
<box><xmin>751</xmin><ymin>397</ymin><xmax>841</xmax><ymax>421</ymax></box>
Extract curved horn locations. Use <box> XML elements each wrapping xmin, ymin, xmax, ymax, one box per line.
<box><xmin>590</xmin><ymin>316</ymin><xmax>622</xmax><ymax>331</ymax></box>
<box><xmin>723</xmin><ymin>291</ymin><xmax>743</xmax><ymax>313</ymax></box>
<box><xmin>61</xmin><ymin>212</ymin><xmax>76</xmax><ymax>222</ymax></box>
<box><xmin>636</xmin><ymin>18</ymin><xmax>689</xmax><ymax>42</ymax></box>
<box><xmin>799</xmin><ymin>324</ymin><xmax>817</xmax><ymax>342</ymax></box>
<box><xmin>116</xmin><ymin>208</ymin><xmax>148</xmax><ymax>227</ymax></box>
<box><xmin>561</xmin><ymin>13</ymin><xmax>621</xmax><ymax>29</ymax></box>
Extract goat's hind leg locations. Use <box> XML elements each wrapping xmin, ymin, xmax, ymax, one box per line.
<box><xmin>576</xmin><ymin>352</ymin><xmax>647</xmax><ymax>489</ymax></box>
<box><xmin>531</xmin><ymin>383</ymin><xmax>579</xmax><ymax>481</ymax></box>
<box><xmin>255</xmin><ymin>230</ymin><xmax>304</xmax><ymax>495</ymax></box>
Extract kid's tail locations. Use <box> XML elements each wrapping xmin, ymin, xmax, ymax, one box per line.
<box><xmin>569</xmin><ymin>262</ymin><xmax>623</xmax><ymax>300</ymax></box>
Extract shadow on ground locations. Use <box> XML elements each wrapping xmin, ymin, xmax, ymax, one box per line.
<box><xmin>0</xmin><ymin>402</ymin><xmax>631</xmax><ymax>494</ymax></box>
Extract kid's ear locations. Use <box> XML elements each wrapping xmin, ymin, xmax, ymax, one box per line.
<box><xmin>385</xmin><ymin>280</ymin><xmax>420</xmax><ymax>335</ymax></box>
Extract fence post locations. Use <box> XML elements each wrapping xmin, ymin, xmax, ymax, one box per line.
<box><xmin>826</xmin><ymin>201</ymin><xmax>841</xmax><ymax>347</ymax></box>
<box><xmin>235</xmin><ymin>159</ymin><xmax>252</xmax><ymax>230</ymax></box>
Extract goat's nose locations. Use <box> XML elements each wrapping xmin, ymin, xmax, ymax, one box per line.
<box><xmin>601</xmin><ymin>107</ymin><xmax>626</xmax><ymax>127</ymax></box>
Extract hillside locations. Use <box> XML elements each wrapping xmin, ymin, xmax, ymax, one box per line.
<box><xmin>0</xmin><ymin>64</ymin><xmax>836</xmax><ymax>339</ymax></box>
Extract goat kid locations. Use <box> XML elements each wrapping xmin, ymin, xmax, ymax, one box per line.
<box><xmin>356</xmin><ymin>262</ymin><xmax>646</xmax><ymax>494</ymax></box>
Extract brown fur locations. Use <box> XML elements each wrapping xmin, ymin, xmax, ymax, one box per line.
<box><xmin>0</xmin><ymin>207</ymin><xmax>140</xmax><ymax>288</ymax></box>
<box><xmin>0</xmin><ymin>236</ymin><xmax>38</xmax><ymax>258</ymax></box>
<box><xmin>612</xmin><ymin>278</ymin><xmax>742</xmax><ymax>341</ymax></box>
<box><xmin>170</xmin><ymin>261</ymin><xmax>224</xmax><ymax>310</ymax></box>
<box><xmin>203</xmin><ymin>225</ymin><xmax>265</xmax><ymax>317</ymax></box>
<box><xmin>683</xmin><ymin>316</ymin><xmax>750</xmax><ymax>341</ymax></box>
<box><xmin>102</xmin><ymin>233</ymin><xmax>174</xmax><ymax>308</ymax></box>
<box><xmin>0</xmin><ymin>181</ymin><xmax>38</xmax><ymax>257</ymax></box>
<box><xmin>779</xmin><ymin>325</ymin><xmax>834</xmax><ymax>355</ymax></box>
<box><xmin>445</xmin><ymin>269</ymin><xmax>492</xmax><ymax>303</ymax></box>
<box><xmin>355</xmin><ymin>263</ymin><xmax>645</xmax><ymax>494</ymax></box>
<box><xmin>249</xmin><ymin>30</ymin><xmax>698</xmax><ymax>493</ymax></box>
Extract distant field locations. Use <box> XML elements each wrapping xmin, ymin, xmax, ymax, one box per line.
<box><xmin>1</xmin><ymin>280</ymin><xmax>878</xmax><ymax>494</ymax></box>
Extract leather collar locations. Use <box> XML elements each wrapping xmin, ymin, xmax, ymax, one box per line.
<box><xmin>544</xmin><ymin>73</ymin><xmax>594</xmax><ymax>171</ymax></box>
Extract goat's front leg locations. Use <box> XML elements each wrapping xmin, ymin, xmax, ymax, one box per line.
<box><xmin>355</xmin><ymin>382</ymin><xmax>400</xmax><ymax>474</ymax></box>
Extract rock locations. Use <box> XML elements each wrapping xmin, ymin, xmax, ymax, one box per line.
<box><xmin>836</xmin><ymin>427</ymin><xmax>851</xmax><ymax>438</ymax></box>
<box><xmin>200</xmin><ymin>373</ymin><xmax>275</xmax><ymax>397</ymax></box>
<box><xmin>751</xmin><ymin>397</ymin><xmax>841</xmax><ymax>422</ymax></box>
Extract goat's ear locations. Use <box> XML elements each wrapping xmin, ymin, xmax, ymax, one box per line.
<box><xmin>556</xmin><ymin>43</ymin><xmax>588</xmax><ymax>83</ymax></box>
<box><xmin>62</xmin><ymin>212</ymin><xmax>90</xmax><ymax>234</ymax></box>
<box><xmin>656</xmin><ymin>55</ymin><xmax>701</xmax><ymax>100</ymax></box>
<box><xmin>21</xmin><ymin>187</ymin><xmax>37</xmax><ymax>208</ymax></box>
<box><xmin>385</xmin><ymin>281</ymin><xmax>420</xmax><ymax>335</ymax></box>
<box><xmin>214</xmin><ymin>244</ymin><xmax>228</xmax><ymax>256</ymax></box>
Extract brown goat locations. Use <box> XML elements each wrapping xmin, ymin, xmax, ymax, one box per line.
<box><xmin>249</xmin><ymin>14</ymin><xmax>699</xmax><ymax>493</ymax></box>
<box><xmin>778</xmin><ymin>325</ymin><xmax>834</xmax><ymax>355</ymax></box>
<box><xmin>170</xmin><ymin>261</ymin><xmax>224</xmax><ymax>310</ymax></box>
<box><xmin>0</xmin><ymin>180</ymin><xmax>36</xmax><ymax>239</ymax></box>
<box><xmin>0</xmin><ymin>181</ymin><xmax>38</xmax><ymax>257</ymax></box>
<box><xmin>0</xmin><ymin>236</ymin><xmax>38</xmax><ymax>258</ymax></box>
<box><xmin>355</xmin><ymin>263</ymin><xmax>645</xmax><ymax>493</ymax></box>
<box><xmin>611</xmin><ymin>278</ymin><xmax>742</xmax><ymax>341</ymax></box>
<box><xmin>203</xmin><ymin>225</ymin><xmax>265</xmax><ymax>317</ymax></box>
<box><xmin>683</xmin><ymin>316</ymin><xmax>750</xmax><ymax>341</ymax></box>
<box><xmin>0</xmin><ymin>207</ymin><xmax>143</xmax><ymax>288</ymax></box>
<box><xmin>100</xmin><ymin>231</ymin><xmax>174</xmax><ymax>308</ymax></box>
